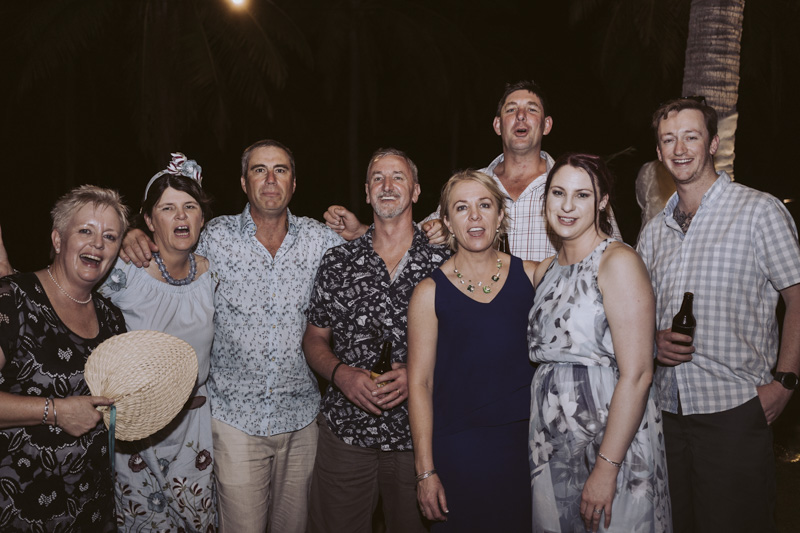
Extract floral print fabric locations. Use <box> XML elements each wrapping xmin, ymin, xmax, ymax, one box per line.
<box><xmin>198</xmin><ymin>206</ymin><xmax>344</xmax><ymax>437</ymax></box>
<box><xmin>99</xmin><ymin>258</ymin><xmax>217</xmax><ymax>532</ymax></box>
<box><xmin>306</xmin><ymin>226</ymin><xmax>447</xmax><ymax>450</ymax></box>
<box><xmin>528</xmin><ymin>239</ymin><xmax>671</xmax><ymax>532</ymax></box>
<box><xmin>0</xmin><ymin>273</ymin><xmax>125</xmax><ymax>532</ymax></box>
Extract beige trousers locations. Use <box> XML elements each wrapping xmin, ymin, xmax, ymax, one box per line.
<box><xmin>211</xmin><ymin>418</ymin><xmax>318</xmax><ymax>533</ymax></box>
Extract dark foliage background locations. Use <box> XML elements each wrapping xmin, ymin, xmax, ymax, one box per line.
<box><xmin>1</xmin><ymin>0</ymin><xmax>797</xmax><ymax>271</ymax></box>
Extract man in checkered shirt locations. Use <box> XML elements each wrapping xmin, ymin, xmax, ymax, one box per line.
<box><xmin>324</xmin><ymin>81</ymin><xmax>622</xmax><ymax>261</ymax></box>
<box><xmin>637</xmin><ymin>97</ymin><xmax>800</xmax><ymax>533</ymax></box>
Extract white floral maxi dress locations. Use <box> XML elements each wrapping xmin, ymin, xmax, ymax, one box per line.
<box><xmin>100</xmin><ymin>258</ymin><xmax>217</xmax><ymax>532</ymax></box>
<box><xmin>527</xmin><ymin>239</ymin><xmax>671</xmax><ymax>533</ymax></box>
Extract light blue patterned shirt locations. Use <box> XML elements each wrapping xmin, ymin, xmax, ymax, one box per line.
<box><xmin>637</xmin><ymin>172</ymin><xmax>800</xmax><ymax>415</ymax></box>
<box><xmin>198</xmin><ymin>205</ymin><xmax>344</xmax><ymax>436</ymax></box>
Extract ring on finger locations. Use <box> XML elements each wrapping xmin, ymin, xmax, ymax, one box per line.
<box><xmin>593</xmin><ymin>508</ymin><xmax>602</xmax><ymax>515</ymax></box>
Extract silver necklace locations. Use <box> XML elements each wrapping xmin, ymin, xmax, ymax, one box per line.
<box><xmin>153</xmin><ymin>252</ymin><xmax>196</xmax><ymax>286</ymax></box>
<box><xmin>453</xmin><ymin>254</ymin><xmax>502</xmax><ymax>294</ymax></box>
<box><xmin>47</xmin><ymin>266</ymin><xmax>92</xmax><ymax>305</ymax></box>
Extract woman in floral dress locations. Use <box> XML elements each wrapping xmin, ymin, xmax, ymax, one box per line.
<box><xmin>0</xmin><ymin>186</ymin><xmax>129</xmax><ymax>531</ymax></box>
<box><xmin>100</xmin><ymin>153</ymin><xmax>217</xmax><ymax>532</ymax></box>
<box><xmin>528</xmin><ymin>154</ymin><xmax>671</xmax><ymax>532</ymax></box>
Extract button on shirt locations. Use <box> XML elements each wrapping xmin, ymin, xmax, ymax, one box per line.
<box><xmin>637</xmin><ymin>173</ymin><xmax>800</xmax><ymax>415</ymax></box>
<box><xmin>306</xmin><ymin>226</ymin><xmax>448</xmax><ymax>451</ymax></box>
<box><xmin>198</xmin><ymin>206</ymin><xmax>344</xmax><ymax>436</ymax></box>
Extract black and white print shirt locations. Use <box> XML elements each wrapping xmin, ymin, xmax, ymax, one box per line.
<box><xmin>306</xmin><ymin>225</ymin><xmax>447</xmax><ymax>451</ymax></box>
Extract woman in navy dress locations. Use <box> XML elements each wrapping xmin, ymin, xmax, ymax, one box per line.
<box><xmin>408</xmin><ymin>170</ymin><xmax>537</xmax><ymax>531</ymax></box>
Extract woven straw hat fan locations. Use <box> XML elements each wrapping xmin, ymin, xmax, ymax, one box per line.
<box><xmin>85</xmin><ymin>330</ymin><xmax>198</xmax><ymax>442</ymax></box>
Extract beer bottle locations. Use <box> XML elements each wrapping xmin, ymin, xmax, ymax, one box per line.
<box><xmin>671</xmin><ymin>292</ymin><xmax>696</xmax><ymax>346</ymax></box>
<box><xmin>371</xmin><ymin>340</ymin><xmax>393</xmax><ymax>387</ymax></box>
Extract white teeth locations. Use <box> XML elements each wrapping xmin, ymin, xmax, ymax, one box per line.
<box><xmin>80</xmin><ymin>254</ymin><xmax>101</xmax><ymax>262</ymax></box>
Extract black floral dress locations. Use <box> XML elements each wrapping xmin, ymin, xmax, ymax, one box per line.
<box><xmin>0</xmin><ymin>273</ymin><xmax>125</xmax><ymax>532</ymax></box>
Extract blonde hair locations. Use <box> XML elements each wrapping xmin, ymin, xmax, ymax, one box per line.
<box><xmin>51</xmin><ymin>185</ymin><xmax>130</xmax><ymax>236</ymax></box>
<box><xmin>438</xmin><ymin>170</ymin><xmax>509</xmax><ymax>252</ymax></box>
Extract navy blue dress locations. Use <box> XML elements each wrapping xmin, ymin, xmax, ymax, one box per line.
<box><xmin>430</xmin><ymin>255</ymin><xmax>535</xmax><ymax>532</ymax></box>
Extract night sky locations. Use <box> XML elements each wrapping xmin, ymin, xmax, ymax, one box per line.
<box><xmin>1</xmin><ymin>0</ymin><xmax>798</xmax><ymax>272</ymax></box>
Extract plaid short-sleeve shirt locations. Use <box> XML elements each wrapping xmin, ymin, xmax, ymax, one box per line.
<box><xmin>637</xmin><ymin>172</ymin><xmax>800</xmax><ymax>415</ymax></box>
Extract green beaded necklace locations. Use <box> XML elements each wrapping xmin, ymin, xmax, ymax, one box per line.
<box><xmin>453</xmin><ymin>254</ymin><xmax>502</xmax><ymax>294</ymax></box>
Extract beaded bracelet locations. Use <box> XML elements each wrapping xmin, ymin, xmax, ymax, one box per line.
<box><xmin>41</xmin><ymin>397</ymin><xmax>50</xmax><ymax>425</ymax></box>
<box><xmin>415</xmin><ymin>469</ymin><xmax>437</xmax><ymax>483</ymax></box>
<box><xmin>597</xmin><ymin>451</ymin><xmax>622</xmax><ymax>468</ymax></box>
<box><xmin>330</xmin><ymin>362</ymin><xmax>346</xmax><ymax>388</ymax></box>
<box><xmin>51</xmin><ymin>398</ymin><xmax>58</xmax><ymax>428</ymax></box>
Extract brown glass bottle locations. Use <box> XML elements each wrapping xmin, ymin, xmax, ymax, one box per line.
<box><xmin>370</xmin><ymin>340</ymin><xmax>393</xmax><ymax>387</ymax></box>
<box><xmin>672</xmin><ymin>292</ymin><xmax>696</xmax><ymax>346</ymax></box>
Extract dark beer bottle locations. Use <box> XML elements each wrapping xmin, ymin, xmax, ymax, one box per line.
<box><xmin>672</xmin><ymin>292</ymin><xmax>696</xmax><ymax>346</ymax></box>
<box><xmin>371</xmin><ymin>340</ymin><xmax>393</xmax><ymax>387</ymax></box>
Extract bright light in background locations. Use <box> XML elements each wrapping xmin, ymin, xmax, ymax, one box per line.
<box><xmin>229</xmin><ymin>0</ymin><xmax>246</xmax><ymax>6</ymax></box>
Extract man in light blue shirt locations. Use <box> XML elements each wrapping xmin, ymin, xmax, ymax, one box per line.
<box><xmin>123</xmin><ymin>140</ymin><xmax>344</xmax><ymax>533</ymax></box>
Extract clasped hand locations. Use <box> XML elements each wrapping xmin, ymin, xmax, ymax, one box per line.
<box><xmin>336</xmin><ymin>363</ymin><xmax>408</xmax><ymax>415</ymax></box>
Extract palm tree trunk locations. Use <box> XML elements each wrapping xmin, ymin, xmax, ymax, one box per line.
<box><xmin>682</xmin><ymin>0</ymin><xmax>745</xmax><ymax>178</ymax></box>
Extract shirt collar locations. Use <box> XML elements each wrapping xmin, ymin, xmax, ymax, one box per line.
<box><xmin>661</xmin><ymin>171</ymin><xmax>730</xmax><ymax>230</ymax></box>
<box><xmin>358</xmin><ymin>223</ymin><xmax>430</xmax><ymax>253</ymax></box>
<box><xmin>485</xmin><ymin>150</ymin><xmax>554</xmax><ymax>177</ymax></box>
<box><xmin>238</xmin><ymin>204</ymin><xmax>297</xmax><ymax>237</ymax></box>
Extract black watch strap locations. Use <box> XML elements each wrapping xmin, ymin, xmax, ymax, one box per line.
<box><xmin>775</xmin><ymin>372</ymin><xmax>799</xmax><ymax>391</ymax></box>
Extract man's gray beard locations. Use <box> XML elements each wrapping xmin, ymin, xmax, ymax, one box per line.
<box><xmin>372</xmin><ymin>198</ymin><xmax>405</xmax><ymax>220</ymax></box>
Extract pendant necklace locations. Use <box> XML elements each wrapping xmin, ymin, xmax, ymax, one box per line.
<box><xmin>453</xmin><ymin>253</ymin><xmax>502</xmax><ymax>294</ymax></box>
<box><xmin>153</xmin><ymin>252</ymin><xmax>197</xmax><ymax>286</ymax></box>
<box><xmin>47</xmin><ymin>266</ymin><xmax>93</xmax><ymax>305</ymax></box>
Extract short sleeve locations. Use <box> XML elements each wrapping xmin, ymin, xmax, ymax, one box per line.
<box><xmin>753</xmin><ymin>197</ymin><xmax>800</xmax><ymax>291</ymax></box>
<box><xmin>97</xmin><ymin>258</ymin><xmax>132</xmax><ymax>300</ymax></box>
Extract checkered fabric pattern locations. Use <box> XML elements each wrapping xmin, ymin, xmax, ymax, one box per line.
<box><xmin>637</xmin><ymin>172</ymin><xmax>800</xmax><ymax>415</ymax></box>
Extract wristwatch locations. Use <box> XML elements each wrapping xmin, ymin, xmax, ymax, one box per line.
<box><xmin>774</xmin><ymin>372</ymin><xmax>799</xmax><ymax>391</ymax></box>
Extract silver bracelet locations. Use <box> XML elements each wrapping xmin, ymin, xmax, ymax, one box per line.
<box><xmin>597</xmin><ymin>451</ymin><xmax>622</xmax><ymax>468</ymax></box>
<box><xmin>51</xmin><ymin>398</ymin><xmax>58</xmax><ymax>428</ymax></box>
<box><xmin>41</xmin><ymin>397</ymin><xmax>50</xmax><ymax>425</ymax></box>
<box><xmin>415</xmin><ymin>469</ymin><xmax>437</xmax><ymax>483</ymax></box>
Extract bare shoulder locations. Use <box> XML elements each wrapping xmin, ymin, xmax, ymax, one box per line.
<box><xmin>412</xmin><ymin>276</ymin><xmax>437</xmax><ymax>301</ymax></box>
<box><xmin>533</xmin><ymin>256</ymin><xmax>555</xmax><ymax>288</ymax></box>
<box><xmin>194</xmin><ymin>254</ymin><xmax>210</xmax><ymax>276</ymax></box>
<box><xmin>522</xmin><ymin>259</ymin><xmax>539</xmax><ymax>283</ymax></box>
<box><xmin>598</xmin><ymin>241</ymin><xmax>651</xmax><ymax>291</ymax></box>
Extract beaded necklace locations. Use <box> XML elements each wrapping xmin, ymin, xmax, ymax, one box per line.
<box><xmin>153</xmin><ymin>252</ymin><xmax>197</xmax><ymax>286</ymax></box>
<box><xmin>453</xmin><ymin>254</ymin><xmax>502</xmax><ymax>294</ymax></box>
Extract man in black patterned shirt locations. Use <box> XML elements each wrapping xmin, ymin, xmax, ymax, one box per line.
<box><xmin>304</xmin><ymin>148</ymin><xmax>447</xmax><ymax>533</ymax></box>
